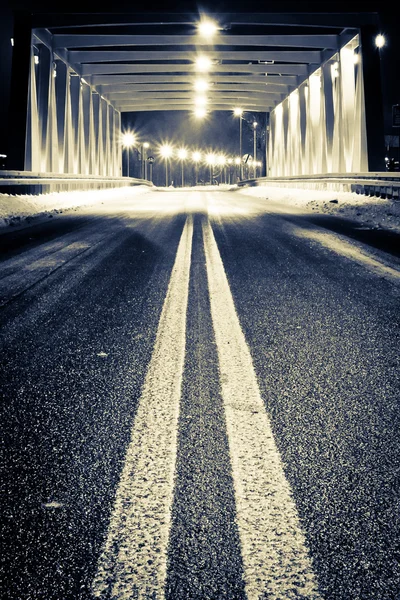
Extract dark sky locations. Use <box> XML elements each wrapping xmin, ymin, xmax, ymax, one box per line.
<box><xmin>0</xmin><ymin>1</ymin><xmax>399</xmax><ymax>158</ymax></box>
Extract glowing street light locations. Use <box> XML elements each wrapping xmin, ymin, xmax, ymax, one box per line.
<box><xmin>194</xmin><ymin>95</ymin><xmax>208</xmax><ymax>107</ymax></box>
<box><xmin>159</xmin><ymin>144</ymin><xmax>173</xmax><ymax>187</ymax></box>
<box><xmin>177</xmin><ymin>148</ymin><xmax>188</xmax><ymax>187</ymax></box>
<box><xmin>192</xmin><ymin>151</ymin><xmax>201</xmax><ymax>185</ymax></box>
<box><xmin>233</xmin><ymin>107</ymin><xmax>243</xmax><ymax>179</ymax></box>
<box><xmin>206</xmin><ymin>152</ymin><xmax>216</xmax><ymax>184</ymax></box>
<box><xmin>122</xmin><ymin>132</ymin><xmax>136</xmax><ymax>177</ymax></box>
<box><xmin>194</xmin><ymin>79</ymin><xmax>209</xmax><ymax>92</ymax></box>
<box><xmin>141</xmin><ymin>141</ymin><xmax>150</xmax><ymax>179</ymax></box>
<box><xmin>194</xmin><ymin>107</ymin><xmax>207</xmax><ymax>118</ymax></box>
<box><xmin>375</xmin><ymin>34</ymin><xmax>385</xmax><ymax>48</ymax></box>
<box><xmin>196</xmin><ymin>55</ymin><xmax>212</xmax><ymax>72</ymax></box>
<box><xmin>198</xmin><ymin>20</ymin><xmax>219</xmax><ymax>37</ymax></box>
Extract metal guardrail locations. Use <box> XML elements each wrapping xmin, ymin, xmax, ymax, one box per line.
<box><xmin>238</xmin><ymin>173</ymin><xmax>400</xmax><ymax>200</ymax></box>
<box><xmin>0</xmin><ymin>170</ymin><xmax>154</xmax><ymax>195</ymax></box>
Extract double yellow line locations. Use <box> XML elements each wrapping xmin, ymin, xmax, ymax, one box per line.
<box><xmin>92</xmin><ymin>214</ymin><xmax>322</xmax><ymax>600</ymax></box>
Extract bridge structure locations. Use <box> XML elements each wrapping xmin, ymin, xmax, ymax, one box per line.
<box><xmin>3</xmin><ymin>8</ymin><xmax>392</xmax><ymax>193</ymax></box>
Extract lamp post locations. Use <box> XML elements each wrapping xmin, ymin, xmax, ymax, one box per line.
<box><xmin>234</xmin><ymin>107</ymin><xmax>243</xmax><ymax>179</ymax></box>
<box><xmin>122</xmin><ymin>132</ymin><xmax>136</xmax><ymax>177</ymax></box>
<box><xmin>177</xmin><ymin>148</ymin><xmax>187</xmax><ymax>187</ymax></box>
<box><xmin>234</xmin><ymin>156</ymin><xmax>241</xmax><ymax>183</ymax></box>
<box><xmin>192</xmin><ymin>151</ymin><xmax>201</xmax><ymax>185</ymax></box>
<box><xmin>159</xmin><ymin>144</ymin><xmax>173</xmax><ymax>187</ymax></box>
<box><xmin>253</xmin><ymin>121</ymin><xmax>258</xmax><ymax>178</ymax></box>
<box><xmin>206</xmin><ymin>153</ymin><xmax>216</xmax><ymax>184</ymax></box>
<box><xmin>142</xmin><ymin>142</ymin><xmax>150</xmax><ymax>179</ymax></box>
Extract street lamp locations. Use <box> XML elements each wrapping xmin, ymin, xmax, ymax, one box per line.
<box><xmin>196</xmin><ymin>55</ymin><xmax>212</xmax><ymax>72</ymax></box>
<box><xmin>159</xmin><ymin>144</ymin><xmax>173</xmax><ymax>187</ymax></box>
<box><xmin>192</xmin><ymin>151</ymin><xmax>201</xmax><ymax>185</ymax></box>
<box><xmin>198</xmin><ymin>19</ymin><xmax>219</xmax><ymax>38</ymax></box>
<box><xmin>142</xmin><ymin>142</ymin><xmax>150</xmax><ymax>179</ymax></box>
<box><xmin>177</xmin><ymin>148</ymin><xmax>188</xmax><ymax>187</ymax></box>
<box><xmin>233</xmin><ymin>107</ymin><xmax>243</xmax><ymax>179</ymax></box>
<box><xmin>253</xmin><ymin>122</ymin><xmax>258</xmax><ymax>178</ymax></box>
<box><xmin>122</xmin><ymin>132</ymin><xmax>136</xmax><ymax>177</ymax></box>
<box><xmin>217</xmin><ymin>154</ymin><xmax>226</xmax><ymax>184</ymax></box>
<box><xmin>234</xmin><ymin>156</ymin><xmax>241</xmax><ymax>183</ymax></box>
<box><xmin>206</xmin><ymin>153</ymin><xmax>216</xmax><ymax>184</ymax></box>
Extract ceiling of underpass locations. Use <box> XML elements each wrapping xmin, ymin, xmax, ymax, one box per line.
<box><xmin>30</xmin><ymin>9</ymin><xmax>379</xmax><ymax>115</ymax></box>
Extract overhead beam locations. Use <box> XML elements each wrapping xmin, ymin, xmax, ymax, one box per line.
<box><xmin>82</xmin><ymin>63</ymin><xmax>309</xmax><ymax>76</ymax></box>
<box><xmin>116</xmin><ymin>104</ymin><xmax>273</xmax><ymax>112</ymax></box>
<box><xmin>31</xmin><ymin>12</ymin><xmax>378</xmax><ymax>29</ymax></box>
<box><xmin>91</xmin><ymin>74</ymin><xmax>299</xmax><ymax>86</ymax></box>
<box><xmin>53</xmin><ymin>34</ymin><xmax>339</xmax><ymax>49</ymax></box>
<box><xmin>69</xmin><ymin>49</ymin><xmax>322</xmax><ymax>63</ymax></box>
<box><xmin>99</xmin><ymin>83</ymin><xmax>289</xmax><ymax>94</ymax></box>
<box><xmin>108</xmin><ymin>92</ymin><xmax>281</xmax><ymax>101</ymax></box>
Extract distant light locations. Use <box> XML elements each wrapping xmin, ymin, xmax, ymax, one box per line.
<box><xmin>194</xmin><ymin>79</ymin><xmax>209</xmax><ymax>92</ymax></box>
<box><xmin>159</xmin><ymin>144</ymin><xmax>173</xmax><ymax>159</ymax></box>
<box><xmin>253</xmin><ymin>121</ymin><xmax>258</xmax><ymax>128</ymax></box>
<box><xmin>178</xmin><ymin>148</ymin><xmax>188</xmax><ymax>160</ymax></box>
<box><xmin>196</xmin><ymin>56</ymin><xmax>212</xmax><ymax>72</ymax></box>
<box><xmin>192</xmin><ymin>151</ymin><xmax>201</xmax><ymax>162</ymax></box>
<box><xmin>233</xmin><ymin>107</ymin><xmax>243</xmax><ymax>117</ymax></box>
<box><xmin>10</xmin><ymin>38</ymin><xmax>14</xmax><ymax>46</ymax></box>
<box><xmin>194</xmin><ymin>95</ymin><xmax>208</xmax><ymax>107</ymax></box>
<box><xmin>331</xmin><ymin>61</ymin><xmax>339</xmax><ymax>79</ymax></box>
<box><xmin>217</xmin><ymin>155</ymin><xmax>226</xmax><ymax>166</ymax></box>
<box><xmin>122</xmin><ymin>132</ymin><xmax>136</xmax><ymax>147</ymax></box>
<box><xmin>206</xmin><ymin>153</ymin><xmax>216</xmax><ymax>165</ymax></box>
<box><xmin>34</xmin><ymin>55</ymin><xmax>39</xmax><ymax>65</ymax></box>
<box><xmin>198</xmin><ymin>20</ymin><xmax>219</xmax><ymax>37</ymax></box>
<box><xmin>143</xmin><ymin>142</ymin><xmax>150</xmax><ymax>148</ymax></box>
<box><xmin>194</xmin><ymin>107</ymin><xmax>207</xmax><ymax>118</ymax></box>
<box><xmin>234</xmin><ymin>157</ymin><xmax>241</xmax><ymax>165</ymax></box>
<box><xmin>227</xmin><ymin>158</ymin><xmax>233</xmax><ymax>164</ymax></box>
<box><xmin>375</xmin><ymin>34</ymin><xmax>385</xmax><ymax>48</ymax></box>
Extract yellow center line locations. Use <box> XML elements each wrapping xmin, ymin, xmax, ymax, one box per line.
<box><xmin>202</xmin><ymin>216</ymin><xmax>322</xmax><ymax>600</ymax></box>
<box><xmin>91</xmin><ymin>215</ymin><xmax>193</xmax><ymax>599</ymax></box>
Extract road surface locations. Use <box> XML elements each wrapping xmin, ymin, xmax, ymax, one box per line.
<box><xmin>1</xmin><ymin>189</ymin><xmax>400</xmax><ymax>600</ymax></box>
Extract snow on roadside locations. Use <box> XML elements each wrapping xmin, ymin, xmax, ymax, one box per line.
<box><xmin>0</xmin><ymin>182</ymin><xmax>399</xmax><ymax>234</ymax></box>
<box><xmin>237</xmin><ymin>185</ymin><xmax>400</xmax><ymax>233</ymax></box>
<box><xmin>0</xmin><ymin>185</ymin><xmax>152</xmax><ymax>229</ymax></box>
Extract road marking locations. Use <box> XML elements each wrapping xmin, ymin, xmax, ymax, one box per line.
<box><xmin>91</xmin><ymin>215</ymin><xmax>193</xmax><ymax>599</ymax></box>
<box><xmin>202</xmin><ymin>217</ymin><xmax>322</xmax><ymax>600</ymax></box>
<box><xmin>288</xmin><ymin>223</ymin><xmax>400</xmax><ymax>283</ymax></box>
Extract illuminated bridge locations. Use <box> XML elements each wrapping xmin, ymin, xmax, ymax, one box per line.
<box><xmin>2</xmin><ymin>8</ymin><xmax>397</xmax><ymax>194</ymax></box>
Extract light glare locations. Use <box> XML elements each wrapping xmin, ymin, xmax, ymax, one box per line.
<box><xmin>375</xmin><ymin>34</ymin><xmax>385</xmax><ymax>48</ymax></box>
<box><xmin>198</xmin><ymin>20</ymin><xmax>218</xmax><ymax>37</ymax></box>
<box><xmin>122</xmin><ymin>132</ymin><xmax>136</xmax><ymax>147</ymax></box>
<box><xmin>194</xmin><ymin>79</ymin><xmax>209</xmax><ymax>92</ymax></box>
<box><xmin>194</xmin><ymin>107</ymin><xmax>207</xmax><ymax>118</ymax></box>
<box><xmin>196</xmin><ymin>56</ymin><xmax>212</xmax><ymax>72</ymax></box>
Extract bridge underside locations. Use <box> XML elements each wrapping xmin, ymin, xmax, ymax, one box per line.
<box><xmin>6</xmin><ymin>9</ymin><xmax>386</xmax><ymax>177</ymax></box>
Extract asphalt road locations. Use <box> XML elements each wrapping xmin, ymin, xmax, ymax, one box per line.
<box><xmin>1</xmin><ymin>189</ymin><xmax>400</xmax><ymax>600</ymax></box>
